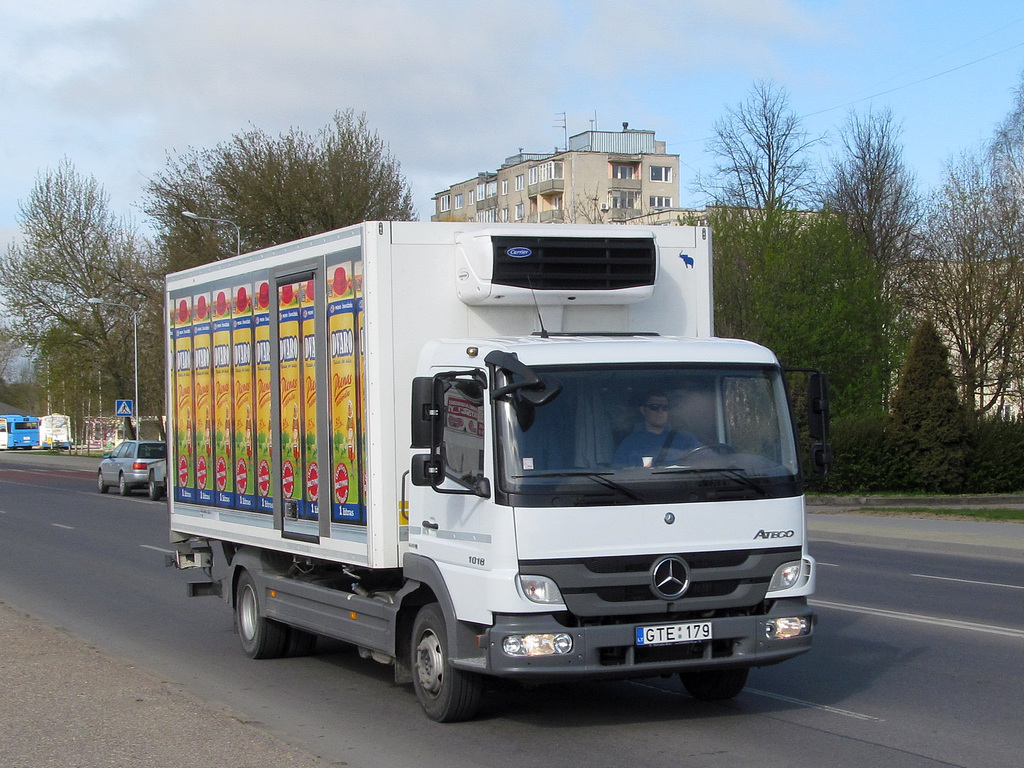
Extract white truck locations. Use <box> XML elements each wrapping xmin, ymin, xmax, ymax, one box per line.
<box><xmin>167</xmin><ymin>221</ymin><xmax>830</xmax><ymax>721</ymax></box>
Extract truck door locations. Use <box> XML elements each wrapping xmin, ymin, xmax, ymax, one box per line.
<box><xmin>272</xmin><ymin>271</ymin><xmax>326</xmax><ymax>543</ymax></box>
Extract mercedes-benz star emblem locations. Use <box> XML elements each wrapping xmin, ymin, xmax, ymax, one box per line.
<box><xmin>650</xmin><ymin>556</ymin><xmax>690</xmax><ymax>600</ymax></box>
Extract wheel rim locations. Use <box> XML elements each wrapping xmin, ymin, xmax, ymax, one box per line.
<box><xmin>97</xmin><ymin>472</ymin><xmax>104</xmax><ymax>490</ymax></box>
<box><xmin>415</xmin><ymin>629</ymin><xmax>445</xmax><ymax>698</ymax></box>
<box><xmin>238</xmin><ymin>584</ymin><xmax>258</xmax><ymax>642</ymax></box>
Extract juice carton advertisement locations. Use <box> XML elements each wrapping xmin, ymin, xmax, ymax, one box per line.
<box><xmin>172</xmin><ymin>296</ymin><xmax>196</xmax><ymax>502</ymax></box>
<box><xmin>254</xmin><ymin>280</ymin><xmax>273</xmax><ymax>512</ymax></box>
<box><xmin>278</xmin><ymin>282</ymin><xmax>303</xmax><ymax>514</ymax></box>
<box><xmin>301</xmin><ymin>279</ymin><xmax>319</xmax><ymax>520</ymax></box>
<box><xmin>232</xmin><ymin>284</ymin><xmax>256</xmax><ymax>510</ymax></box>
<box><xmin>355</xmin><ymin>260</ymin><xmax>369</xmax><ymax>522</ymax></box>
<box><xmin>212</xmin><ymin>289</ymin><xmax>234</xmax><ymax>507</ymax></box>
<box><xmin>192</xmin><ymin>293</ymin><xmax>215</xmax><ymax>505</ymax></box>
<box><xmin>328</xmin><ymin>258</ymin><xmax>363</xmax><ymax>523</ymax></box>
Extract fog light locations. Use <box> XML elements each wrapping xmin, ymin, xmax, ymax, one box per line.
<box><xmin>765</xmin><ymin>616</ymin><xmax>811</xmax><ymax>639</ymax></box>
<box><xmin>502</xmin><ymin>633</ymin><xmax>574</xmax><ymax>656</ymax></box>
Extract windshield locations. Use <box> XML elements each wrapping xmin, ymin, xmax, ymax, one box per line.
<box><xmin>495</xmin><ymin>364</ymin><xmax>801</xmax><ymax>506</ymax></box>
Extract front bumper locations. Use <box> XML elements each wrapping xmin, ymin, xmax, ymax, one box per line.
<box><xmin>459</xmin><ymin>599</ymin><xmax>813</xmax><ymax>682</ymax></box>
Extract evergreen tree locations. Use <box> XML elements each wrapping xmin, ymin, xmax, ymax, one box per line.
<box><xmin>888</xmin><ymin>320</ymin><xmax>967</xmax><ymax>493</ymax></box>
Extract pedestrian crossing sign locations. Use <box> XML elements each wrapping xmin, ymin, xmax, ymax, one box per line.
<box><xmin>115</xmin><ymin>399</ymin><xmax>134</xmax><ymax>417</ymax></box>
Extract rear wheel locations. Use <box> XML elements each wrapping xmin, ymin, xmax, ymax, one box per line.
<box><xmin>235</xmin><ymin>570</ymin><xmax>288</xmax><ymax>659</ymax></box>
<box><xmin>148</xmin><ymin>472</ymin><xmax>163</xmax><ymax>500</ymax></box>
<box><xmin>96</xmin><ymin>470</ymin><xmax>108</xmax><ymax>494</ymax></box>
<box><xmin>411</xmin><ymin>603</ymin><xmax>482</xmax><ymax>722</ymax></box>
<box><xmin>679</xmin><ymin>667</ymin><xmax>750</xmax><ymax>701</ymax></box>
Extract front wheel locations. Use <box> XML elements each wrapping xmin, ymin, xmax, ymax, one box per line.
<box><xmin>411</xmin><ymin>603</ymin><xmax>482</xmax><ymax>722</ymax></box>
<box><xmin>97</xmin><ymin>470</ymin><xmax>109</xmax><ymax>494</ymax></box>
<box><xmin>118</xmin><ymin>473</ymin><xmax>132</xmax><ymax>496</ymax></box>
<box><xmin>235</xmin><ymin>570</ymin><xmax>288</xmax><ymax>659</ymax></box>
<box><xmin>679</xmin><ymin>667</ymin><xmax>749</xmax><ymax>701</ymax></box>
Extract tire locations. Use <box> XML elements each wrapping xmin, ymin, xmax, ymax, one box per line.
<box><xmin>148</xmin><ymin>472</ymin><xmax>163</xmax><ymax>501</ymax></box>
<box><xmin>118</xmin><ymin>473</ymin><xmax>132</xmax><ymax>496</ymax></box>
<box><xmin>285</xmin><ymin>627</ymin><xmax>318</xmax><ymax>657</ymax></box>
<box><xmin>411</xmin><ymin>603</ymin><xmax>482</xmax><ymax>722</ymax></box>
<box><xmin>97</xmin><ymin>470</ymin><xmax>109</xmax><ymax>494</ymax></box>
<box><xmin>235</xmin><ymin>570</ymin><xmax>288</xmax><ymax>659</ymax></box>
<box><xmin>679</xmin><ymin>667</ymin><xmax>750</xmax><ymax>701</ymax></box>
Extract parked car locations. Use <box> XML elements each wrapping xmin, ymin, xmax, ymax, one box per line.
<box><xmin>147</xmin><ymin>458</ymin><xmax>166</xmax><ymax>500</ymax></box>
<box><xmin>97</xmin><ymin>440</ymin><xmax>167</xmax><ymax>496</ymax></box>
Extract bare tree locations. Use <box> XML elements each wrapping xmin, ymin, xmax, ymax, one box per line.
<box><xmin>913</xmin><ymin>150</ymin><xmax>1024</xmax><ymax>415</ymax></box>
<box><xmin>0</xmin><ymin>159</ymin><xmax>160</xmax><ymax>424</ymax></box>
<box><xmin>146</xmin><ymin>110</ymin><xmax>415</xmax><ymax>272</ymax></box>
<box><xmin>825</xmin><ymin>108</ymin><xmax>921</xmax><ymax>295</ymax></box>
<box><xmin>699</xmin><ymin>80</ymin><xmax>823</xmax><ymax>212</ymax></box>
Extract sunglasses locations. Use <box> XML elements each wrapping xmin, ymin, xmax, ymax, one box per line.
<box><xmin>644</xmin><ymin>403</ymin><xmax>669</xmax><ymax>411</ymax></box>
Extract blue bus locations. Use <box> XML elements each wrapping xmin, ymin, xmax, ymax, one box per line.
<box><xmin>0</xmin><ymin>415</ymin><xmax>40</xmax><ymax>450</ymax></box>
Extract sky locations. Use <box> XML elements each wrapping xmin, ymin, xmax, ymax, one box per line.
<box><xmin>2</xmin><ymin>0</ymin><xmax>1024</xmax><ymax>249</ymax></box>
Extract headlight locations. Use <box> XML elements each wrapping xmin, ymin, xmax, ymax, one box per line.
<box><xmin>519</xmin><ymin>575</ymin><xmax>564</xmax><ymax>604</ymax></box>
<box><xmin>502</xmin><ymin>633</ymin><xmax>574</xmax><ymax>656</ymax></box>
<box><xmin>768</xmin><ymin>560</ymin><xmax>807</xmax><ymax>592</ymax></box>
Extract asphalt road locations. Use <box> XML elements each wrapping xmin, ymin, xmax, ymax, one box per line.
<box><xmin>1</xmin><ymin>450</ymin><xmax>1022</xmax><ymax>768</ymax></box>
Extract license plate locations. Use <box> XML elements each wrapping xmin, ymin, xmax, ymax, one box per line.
<box><xmin>636</xmin><ymin>621</ymin><xmax>713</xmax><ymax>646</ymax></box>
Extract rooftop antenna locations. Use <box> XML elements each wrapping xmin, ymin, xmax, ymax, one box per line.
<box><xmin>554</xmin><ymin>111</ymin><xmax>567</xmax><ymax>151</ymax></box>
<box><xmin>590</xmin><ymin>111</ymin><xmax>598</xmax><ymax>131</ymax></box>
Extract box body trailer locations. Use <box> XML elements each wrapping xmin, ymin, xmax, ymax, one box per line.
<box><xmin>39</xmin><ymin>414</ymin><xmax>72</xmax><ymax>450</ymax></box>
<box><xmin>168</xmin><ymin>221</ymin><xmax>829</xmax><ymax>721</ymax></box>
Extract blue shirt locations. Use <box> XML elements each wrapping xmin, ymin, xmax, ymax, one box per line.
<box><xmin>613</xmin><ymin>428</ymin><xmax>700</xmax><ymax>467</ymax></box>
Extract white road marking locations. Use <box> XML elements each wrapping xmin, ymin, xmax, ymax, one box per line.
<box><xmin>51</xmin><ymin>523</ymin><xmax>74</xmax><ymax>530</ymax></box>
<box><xmin>912</xmin><ymin>573</ymin><xmax>1023</xmax><ymax>591</ymax></box>
<box><xmin>745</xmin><ymin>688</ymin><xmax>883</xmax><ymax>721</ymax></box>
<box><xmin>140</xmin><ymin>544</ymin><xmax>175</xmax><ymax>554</ymax></box>
<box><xmin>810</xmin><ymin>599</ymin><xmax>1024</xmax><ymax>638</ymax></box>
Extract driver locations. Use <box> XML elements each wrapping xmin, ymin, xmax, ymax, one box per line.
<box><xmin>613</xmin><ymin>392</ymin><xmax>700</xmax><ymax>467</ymax></box>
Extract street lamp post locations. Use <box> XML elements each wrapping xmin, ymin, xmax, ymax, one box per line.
<box><xmin>182</xmin><ymin>210</ymin><xmax>241</xmax><ymax>258</ymax></box>
<box><xmin>87</xmin><ymin>298</ymin><xmax>139</xmax><ymax>437</ymax></box>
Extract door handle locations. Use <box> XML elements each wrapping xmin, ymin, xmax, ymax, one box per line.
<box><xmin>422</xmin><ymin>520</ymin><xmax>439</xmax><ymax>530</ymax></box>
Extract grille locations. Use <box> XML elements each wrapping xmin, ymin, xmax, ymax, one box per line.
<box><xmin>489</xmin><ymin>236</ymin><xmax>656</xmax><ymax>291</ymax></box>
<box><xmin>521</xmin><ymin>547</ymin><xmax>801</xmax><ymax>618</ymax></box>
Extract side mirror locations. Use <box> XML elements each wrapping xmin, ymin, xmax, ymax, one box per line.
<box><xmin>807</xmin><ymin>372</ymin><xmax>830</xmax><ymax>442</ymax></box>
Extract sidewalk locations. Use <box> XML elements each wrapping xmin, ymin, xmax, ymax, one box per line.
<box><xmin>0</xmin><ymin>602</ymin><xmax>329</xmax><ymax>768</ymax></box>
<box><xmin>808</xmin><ymin>498</ymin><xmax>1024</xmax><ymax>561</ymax></box>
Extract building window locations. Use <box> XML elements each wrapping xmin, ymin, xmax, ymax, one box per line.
<box><xmin>538</xmin><ymin>161</ymin><xmax>563</xmax><ymax>182</ymax></box>
<box><xmin>515</xmin><ymin>174</ymin><xmax>525</xmax><ymax>191</ymax></box>
<box><xmin>650</xmin><ymin>166</ymin><xmax>673</xmax><ymax>183</ymax></box>
<box><xmin>486</xmin><ymin>180</ymin><xmax>498</xmax><ymax>198</ymax></box>
<box><xmin>500</xmin><ymin>207</ymin><xmax>509</xmax><ymax>222</ymax></box>
<box><xmin>468</xmin><ymin>190</ymin><xmax>475</xmax><ymax>205</ymax></box>
<box><xmin>515</xmin><ymin>203</ymin><xmax>525</xmax><ymax>221</ymax></box>
<box><xmin>611</xmin><ymin>163</ymin><xmax>637</xmax><ymax>180</ymax></box>
<box><xmin>454</xmin><ymin>193</ymin><xmax>463</xmax><ymax>209</ymax></box>
<box><xmin>529</xmin><ymin>166</ymin><xmax>538</xmax><ymax>185</ymax></box>
<box><xmin>477</xmin><ymin>183</ymin><xmax>485</xmax><ymax>201</ymax></box>
<box><xmin>501</xmin><ymin>179</ymin><xmax>509</xmax><ymax>196</ymax></box>
<box><xmin>649</xmin><ymin>196</ymin><xmax>673</xmax><ymax>208</ymax></box>
<box><xmin>439</xmin><ymin>194</ymin><xmax>451</xmax><ymax>212</ymax></box>
<box><xmin>610</xmin><ymin>190</ymin><xmax>639</xmax><ymax>209</ymax></box>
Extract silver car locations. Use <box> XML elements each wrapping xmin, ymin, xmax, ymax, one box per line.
<box><xmin>97</xmin><ymin>440</ymin><xmax>167</xmax><ymax>496</ymax></box>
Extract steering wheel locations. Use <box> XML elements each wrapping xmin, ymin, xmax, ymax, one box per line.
<box><xmin>680</xmin><ymin>443</ymin><xmax>735</xmax><ymax>460</ymax></box>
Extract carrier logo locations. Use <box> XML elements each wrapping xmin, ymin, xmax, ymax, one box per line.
<box><xmin>506</xmin><ymin>246</ymin><xmax>533</xmax><ymax>258</ymax></box>
<box><xmin>650</xmin><ymin>556</ymin><xmax>690</xmax><ymax>600</ymax></box>
<box><xmin>754</xmin><ymin>529</ymin><xmax>795</xmax><ymax>540</ymax></box>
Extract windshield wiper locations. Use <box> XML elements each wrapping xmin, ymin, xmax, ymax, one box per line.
<box><xmin>512</xmin><ymin>470</ymin><xmax>643</xmax><ymax>501</ymax></box>
<box><xmin>652</xmin><ymin>466</ymin><xmax>771</xmax><ymax>496</ymax></box>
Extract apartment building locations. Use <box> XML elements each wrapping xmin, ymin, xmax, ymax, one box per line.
<box><xmin>431</xmin><ymin>125</ymin><xmax>681</xmax><ymax>224</ymax></box>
